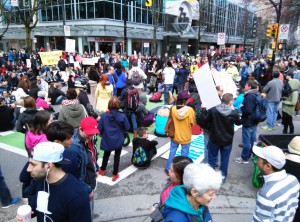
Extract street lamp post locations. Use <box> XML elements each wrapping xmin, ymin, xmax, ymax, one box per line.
<box><xmin>123</xmin><ymin>0</ymin><xmax>134</xmax><ymax>54</ymax></box>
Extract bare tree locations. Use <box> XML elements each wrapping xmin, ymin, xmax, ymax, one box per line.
<box><xmin>1</xmin><ymin>0</ymin><xmax>57</xmax><ymax>51</ymax></box>
<box><xmin>0</xmin><ymin>0</ymin><xmax>13</xmax><ymax>38</ymax></box>
<box><xmin>151</xmin><ymin>0</ymin><xmax>162</xmax><ymax>55</ymax></box>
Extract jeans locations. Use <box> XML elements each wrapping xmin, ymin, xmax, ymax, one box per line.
<box><xmin>241</xmin><ymin>126</ymin><xmax>257</xmax><ymax>161</ymax></box>
<box><xmin>207</xmin><ymin>142</ymin><xmax>232</xmax><ymax>178</ymax></box>
<box><xmin>129</xmin><ymin>112</ymin><xmax>138</xmax><ymax>130</ymax></box>
<box><xmin>202</xmin><ymin>131</ymin><xmax>209</xmax><ymax>164</ymax></box>
<box><xmin>101</xmin><ymin>148</ymin><xmax>122</xmax><ymax>175</ymax></box>
<box><xmin>164</xmin><ymin>84</ymin><xmax>173</xmax><ymax>105</ymax></box>
<box><xmin>266</xmin><ymin>102</ymin><xmax>280</xmax><ymax>128</ymax></box>
<box><xmin>55</xmin><ymin>95</ymin><xmax>66</xmax><ymax>105</ymax></box>
<box><xmin>165</xmin><ymin>140</ymin><xmax>190</xmax><ymax>171</ymax></box>
<box><xmin>0</xmin><ymin>167</ymin><xmax>12</xmax><ymax>206</ymax></box>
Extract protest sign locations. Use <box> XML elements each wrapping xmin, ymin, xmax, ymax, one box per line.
<box><xmin>193</xmin><ymin>63</ymin><xmax>220</xmax><ymax>109</ymax></box>
<box><xmin>39</xmin><ymin>51</ymin><xmax>62</xmax><ymax>65</ymax></box>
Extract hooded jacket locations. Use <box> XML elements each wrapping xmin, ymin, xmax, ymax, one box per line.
<box><xmin>58</xmin><ymin>103</ymin><xmax>86</xmax><ymax>128</ymax></box>
<box><xmin>98</xmin><ymin>109</ymin><xmax>130</xmax><ymax>151</ymax></box>
<box><xmin>282</xmin><ymin>79</ymin><xmax>300</xmax><ymax>116</ymax></box>
<box><xmin>163</xmin><ymin>185</ymin><xmax>212</xmax><ymax>222</ymax></box>
<box><xmin>171</xmin><ymin>105</ymin><xmax>195</xmax><ymax>144</ymax></box>
<box><xmin>241</xmin><ymin>89</ymin><xmax>259</xmax><ymax>127</ymax></box>
<box><xmin>25</xmin><ymin>131</ymin><xmax>48</xmax><ymax>153</ymax></box>
<box><xmin>204</xmin><ymin>104</ymin><xmax>241</xmax><ymax>146</ymax></box>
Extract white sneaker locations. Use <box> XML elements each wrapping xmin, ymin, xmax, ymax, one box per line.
<box><xmin>277</xmin><ymin>123</ymin><xmax>282</xmax><ymax>127</ymax></box>
<box><xmin>233</xmin><ymin>157</ymin><xmax>249</xmax><ymax>164</ymax></box>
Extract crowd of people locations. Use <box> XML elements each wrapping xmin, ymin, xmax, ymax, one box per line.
<box><xmin>0</xmin><ymin>48</ymin><xmax>300</xmax><ymax>222</ymax></box>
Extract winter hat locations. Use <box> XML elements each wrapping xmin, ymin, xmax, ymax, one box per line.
<box><xmin>288</xmin><ymin>136</ymin><xmax>300</xmax><ymax>155</ymax></box>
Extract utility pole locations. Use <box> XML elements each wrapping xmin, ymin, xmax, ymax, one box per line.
<box><xmin>271</xmin><ymin>0</ymin><xmax>283</xmax><ymax>65</ymax></box>
<box><xmin>62</xmin><ymin>0</ymin><xmax>66</xmax><ymax>47</ymax></box>
<box><xmin>123</xmin><ymin>0</ymin><xmax>128</xmax><ymax>54</ymax></box>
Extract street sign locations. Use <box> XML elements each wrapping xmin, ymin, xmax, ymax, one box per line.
<box><xmin>64</xmin><ymin>25</ymin><xmax>71</xmax><ymax>37</ymax></box>
<box><xmin>144</xmin><ymin>42</ymin><xmax>149</xmax><ymax>48</ymax></box>
<box><xmin>11</xmin><ymin>0</ymin><xmax>19</xmax><ymax>7</ymax></box>
<box><xmin>278</xmin><ymin>24</ymin><xmax>289</xmax><ymax>40</ymax></box>
<box><xmin>217</xmin><ymin>33</ymin><xmax>225</xmax><ymax>45</ymax></box>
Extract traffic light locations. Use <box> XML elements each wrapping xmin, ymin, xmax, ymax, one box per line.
<box><xmin>271</xmin><ymin>23</ymin><xmax>278</xmax><ymax>39</ymax></box>
<box><xmin>278</xmin><ymin>43</ymin><xmax>286</xmax><ymax>50</ymax></box>
<box><xmin>145</xmin><ymin>0</ymin><xmax>152</xmax><ymax>7</ymax></box>
<box><xmin>271</xmin><ymin>42</ymin><xmax>276</xmax><ymax>50</ymax></box>
<box><xmin>266</xmin><ymin>25</ymin><xmax>272</xmax><ymax>38</ymax></box>
<box><xmin>23</xmin><ymin>0</ymin><xmax>30</xmax><ymax>7</ymax></box>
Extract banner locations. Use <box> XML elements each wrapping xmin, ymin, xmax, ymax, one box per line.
<box><xmin>65</xmin><ymin>39</ymin><xmax>75</xmax><ymax>52</ymax></box>
<box><xmin>39</xmin><ymin>51</ymin><xmax>62</xmax><ymax>65</ymax></box>
<box><xmin>193</xmin><ymin>63</ymin><xmax>220</xmax><ymax>109</ymax></box>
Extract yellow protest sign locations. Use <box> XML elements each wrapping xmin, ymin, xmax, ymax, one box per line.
<box><xmin>39</xmin><ymin>51</ymin><xmax>62</xmax><ymax>65</ymax></box>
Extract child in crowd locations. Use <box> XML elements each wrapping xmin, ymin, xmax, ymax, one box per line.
<box><xmin>132</xmin><ymin>127</ymin><xmax>158</xmax><ymax>169</ymax></box>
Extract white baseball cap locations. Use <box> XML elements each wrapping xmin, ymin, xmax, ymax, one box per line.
<box><xmin>253</xmin><ymin>145</ymin><xmax>286</xmax><ymax>169</ymax></box>
<box><xmin>32</xmin><ymin>142</ymin><xmax>70</xmax><ymax>164</ymax></box>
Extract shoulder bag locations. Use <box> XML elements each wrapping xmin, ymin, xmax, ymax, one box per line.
<box><xmin>164</xmin><ymin>106</ymin><xmax>175</xmax><ymax>138</ymax></box>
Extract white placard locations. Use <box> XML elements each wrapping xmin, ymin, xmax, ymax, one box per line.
<box><xmin>11</xmin><ymin>0</ymin><xmax>19</xmax><ymax>7</ymax></box>
<box><xmin>82</xmin><ymin>57</ymin><xmax>99</xmax><ymax>65</ymax></box>
<box><xmin>144</xmin><ymin>42</ymin><xmax>149</xmax><ymax>48</ymax></box>
<box><xmin>211</xmin><ymin>68</ymin><xmax>237</xmax><ymax>98</ymax></box>
<box><xmin>176</xmin><ymin>44</ymin><xmax>181</xmax><ymax>49</ymax></box>
<box><xmin>278</xmin><ymin>24</ymin><xmax>289</xmax><ymax>40</ymax></box>
<box><xmin>193</xmin><ymin>63</ymin><xmax>220</xmax><ymax>109</ymax></box>
<box><xmin>64</xmin><ymin>25</ymin><xmax>71</xmax><ymax>37</ymax></box>
<box><xmin>74</xmin><ymin>62</ymin><xmax>80</xmax><ymax>69</ymax></box>
<box><xmin>217</xmin><ymin>33</ymin><xmax>226</xmax><ymax>45</ymax></box>
<box><xmin>65</xmin><ymin>38</ymin><xmax>75</xmax><ymax>52</ymax></box>
<box><xmin>26</xmin><ymin>59</ymin><xmax>31</xmax><ymax>68</ymax></box>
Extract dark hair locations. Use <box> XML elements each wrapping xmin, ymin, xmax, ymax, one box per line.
<box><xmin>172</xmin><ymin>156</ymin><xmax>193</xmax><ymax>184</ymax></box>
<box><xmin>167</xmin><ymin>61</ymin><xmax>172</xmax><ymax>67</ymax></box>
<box><xmin>246</xmin><ymin>80</ymin><xmax>258</xmax><ymax>89</ymax></box>
<box><xmin>66</xmin><ymin>88</ymin><xmax>77</xmax><ymax>100</ymax></box>
<box><xmin>114</xmin><ymin>62</ymin><xmax>122</xmax><ymax>70</ymax></box>
<box><xmin>108</xmin><ymin>96</ymin><xmax>120</xmax><ymax>110</ymax></box>
<box><xmin>137</xmin><ymin>127</ymin><xmax>148</xmax><ymax>137</ymax></box>
<box><xmin>262</xmin><ymin>158</ymin><xmax>281</xmax><ymax>172</ymax></box>
<box><xmin>221</xmin><ymin>93</ymin><xmax>233</xmax><ymax>104</ymax></box>
<box><xmin>24</xmin><ymin>96</ymin><xmax>36</xmax><ymax>109</ymax></box>
<box><xmin>31</xmin><ymin>111</ymin><xmax>51</xmax><ymax>135</ymax></box>
<box><xmin>272</xmin><ymin>69</ymin><xmax>280</xmax><ymax>78</ymax></box>
<box><xmin>46</xmin><ymin>121</ymin><xmax>74</xmax><ymax>142</ymax></box>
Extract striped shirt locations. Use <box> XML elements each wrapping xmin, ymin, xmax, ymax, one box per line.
<box><xmin>253</xmin><ymin>170</ymin><xmax>299</xmax><ymax>222</ymax></box>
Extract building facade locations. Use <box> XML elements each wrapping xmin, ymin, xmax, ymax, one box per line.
<box><xmin>0</xmin><ymin>0</ymin><xmax>255</xmax><ymax>55</ymax></box>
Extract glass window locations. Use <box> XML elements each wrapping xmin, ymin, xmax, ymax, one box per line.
<box><xmin>65</xmin><ymin>4</ymin><xmax>73</xmax><ymax>20</ymax></box>
<box><xmin>95</xmin><ymin>1</ymin><xmax>105</xmax><ymax>18</ymax></box>
<box><xmin>105</xmin><ymin>2</ymin><xmax>114</xmax><ymax>19</ymax></box>
<box><xmin>87</xmin><ymin>2</ymin><xmax>94</xmax><ymax>19</ymax></box>
<box><xmin>142</xmin><ymin>9</ymin><xmax>147</xmax><ymax>24</ymax></box>
<box><xmin>115</xmin><ymin>3</ymin><xmax>121</xmax><ymax>20</ymax></box>
<box><xmin>47</xmin><ymin>8</ymin><xmax>53</xmax><ymax>21</ymax></box>
<box><xmin>53</xmin><ymin>7</ymin><xmax>59</xmax><ymax>21</ymax></box>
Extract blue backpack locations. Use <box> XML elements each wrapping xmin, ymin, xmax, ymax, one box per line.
<box><xmin>251</xmin><ymin>94</ymin><xmax>267</xmax><ymax>123</ymax></box>
<box><xmin>132</xmin><ymin>146</ymin><xmax>148</xmax><ymax>166</ymax></box>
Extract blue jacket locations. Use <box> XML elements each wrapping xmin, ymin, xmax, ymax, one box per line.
<box><xmin>98</xmin><ymin>109</ymin><xmax>130</xmax><ymax>151</ymax></box>
<box><xmin>176</xmin><ymin>68</ymin><xmax>189</xmax><ymax>85</ymax></box>
<box><xmin>115</xmin><ymin>69</ymin><xmax>126</xmax><ymax>89</ymax></box>
<box><xmin>241</xmin><ymin>90</ymin><xmax>259</xmax><ymax>127</ymax></box>
<box><xmin>108</xmin><ymin>74</ymin><xmax>117</xmax><ymax>96</ymax></box>
<box><xmin>233</xmin><ymin>93</ymin><xmax>244</xmax><ymax>110</ymax></box>
<box><xmin>240</xmin><ymin>66</ymin><xmax>249</xmax><ymax>78</ymax></box>
<box><xmin>163</xmin><ymin>185</ymin><xmax>212</xmax><ymax>222</ymax></box>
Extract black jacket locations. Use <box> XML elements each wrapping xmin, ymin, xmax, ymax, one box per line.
<box><xmin>204</xmin><ymin>104</ymin><xmax>241</xmax><ymax>146</ymax></box>
<box><xmin>16</xmin><ymin>109</ymin><xmax>39</xmax><ymax>133</ymax></box>
<box><xmin>49</xmin><ymin>88</ymin><xmax>65</xmax><ymax>105</ymax></box>
<box><xmin>0</xmin><ymin>105</ymin><xmax>15</xmax><ymax>131</ymax></box>
<box><xmin>241</xmin><ymin>90</ymin><xmax>259</xmax><ymax>127</ymax></box>
<box><xmin>58</xmin><ymin>59</ymin><xmax>67</xmax><ymax>71</ymax></box>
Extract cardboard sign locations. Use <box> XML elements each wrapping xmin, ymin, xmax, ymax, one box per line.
<box><xmin>193</xmin><ymin>63</ymin><xmax>220</xmax><ymax>109</ymax></box>
<box><xmin>65</xmin><ymin>39</ymin><xmax>75</xmax><ymax>52</ymax></box>
<box><xmin>39</xmin><ymin>51</ymin><xmax>62</xmax><ymax>65</ymax></box>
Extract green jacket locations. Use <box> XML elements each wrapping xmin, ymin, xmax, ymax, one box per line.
<box><xmin>282</xmin><ymin>79</ymin><xmax>300</xmax><ymax>116</ymax></box>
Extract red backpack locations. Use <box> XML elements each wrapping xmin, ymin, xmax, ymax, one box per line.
<box><xmin>149</xmin><ymin>91</ymin><xmax>162</xmax><ymax>102</ymax></box>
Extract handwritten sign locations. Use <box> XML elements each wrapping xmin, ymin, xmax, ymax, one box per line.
<box><xmin>39</xmin><ymin>51</ymin><xmax>62</xmax><ymax>65</ymax></box>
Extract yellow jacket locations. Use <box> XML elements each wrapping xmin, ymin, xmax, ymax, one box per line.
<box><xmin>171</xmin><ymin>105</ymin><xmax>195</xmax><ymax>144</ymax></box>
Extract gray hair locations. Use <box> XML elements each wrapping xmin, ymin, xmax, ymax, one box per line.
<box><xmin>183</xmin><ymin>163</ymin><xmax>223</xmax><ymax>196</ymax></box>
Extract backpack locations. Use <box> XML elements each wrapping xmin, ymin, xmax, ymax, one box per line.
<box><xmin>251</xmin><ymin>94</ymin><xmax>267</xmax><ymax>122</ymax></box>
<box><xmin>132</xmin><ymin>146</ymin><xmax>148</xmax><ymax>166</ymax></box>
<box><xmin>127</xmin><ymin>88</ymin><xmax>139</xmax><ymax>110</ymax></box>
<box><xmin>149</xmin><ymin>91</ymin><xmax>162</xmax><ymax>102</ymax></box>
<box><xmin>131</xmin><ymin>70</ymin><xmax>141</xmax><ymax>85</ymax></box>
